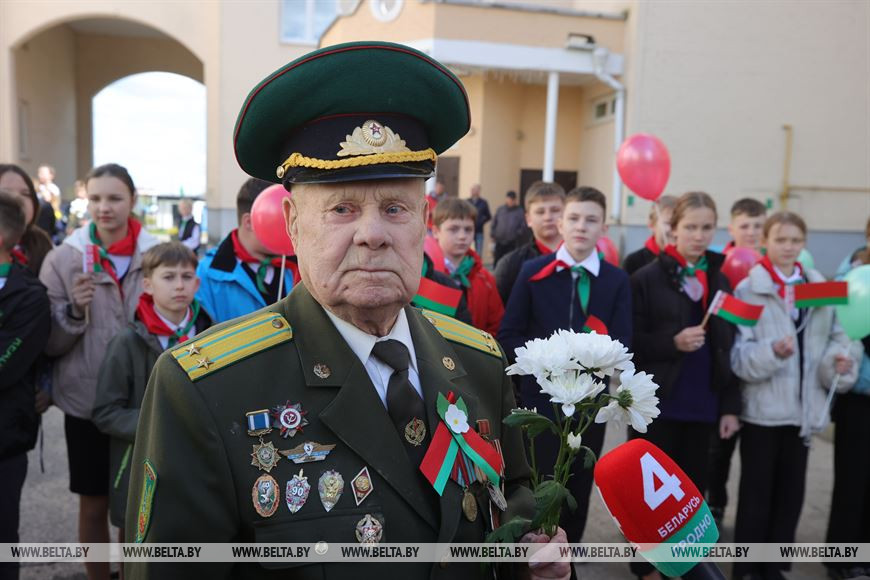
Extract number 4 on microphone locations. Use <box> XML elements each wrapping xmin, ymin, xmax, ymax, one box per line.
<box><xmin>641</xmin><ymin>452</ymin><xmax>685</xmax><ymax>510</ymax></box>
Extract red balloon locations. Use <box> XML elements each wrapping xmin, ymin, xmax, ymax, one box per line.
<box><xmin>251</xmin><ymin>184</ymin><xmax>294</xmax><ymax>256</ymax></box>
<box><xmin>721</xmin><ymin>247</ymin><xmax>762</xmax><ymax>288</ymax></box>
<box><xmin>616</xmin><ymin>133</ymin><xmax>671</xmax><ymax>201</ymax></box>
<box><xmin>597</xmin><ymin>236</ymin><xmax>620</xmax><ymax>266</ymax></box>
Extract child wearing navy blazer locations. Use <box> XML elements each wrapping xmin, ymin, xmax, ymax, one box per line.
<box><xmin>498</xmin><ymin>186</ymin><xmax>632</xmax><ymax>544</ymax></box>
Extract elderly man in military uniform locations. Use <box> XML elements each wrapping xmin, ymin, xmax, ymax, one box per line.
<box><xmin>125</xmin><ymin>41</ymin><xmax>569</xmax><ymax>580</ymax></box>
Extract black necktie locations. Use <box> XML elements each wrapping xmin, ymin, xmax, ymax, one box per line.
<box><xmin>371</xmin><ymin>339</ymin><xmax>428</xmax><ymax>465</ymax></box>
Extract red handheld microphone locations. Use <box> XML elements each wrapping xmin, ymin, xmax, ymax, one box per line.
<box><xmin>594</xmin><ymin>439</ymin><xmax>723</xmax><ymax>578</ymax></box>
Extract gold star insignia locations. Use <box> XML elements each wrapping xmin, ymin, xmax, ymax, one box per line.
<box><xmin>186</xmin><ymin>344</ymin><xmax>201</xmax><ymax>356</ymax></box>
<box><xmin>197</xmin><ymin>357</ymin><xmax>213</xmax><ymax>370</ymax></box>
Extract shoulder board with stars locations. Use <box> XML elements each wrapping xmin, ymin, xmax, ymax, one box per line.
<box><xmin>418</xmin><ymin>309</ymin><xmax>501</xmax><ymax>359</ymax></box>
<box><xmin>171</xmin><ymin>311</ymin><xmax>293</xmax><ymax>381</ymax></box>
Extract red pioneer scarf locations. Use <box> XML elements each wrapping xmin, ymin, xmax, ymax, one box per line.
<box><xmin>11</xmin><ymin>245</ymin><xmax>28</xmax><ymax>265</ymax></box>
<box><xmin>535</xmin><ymin>239</ymin><xmax>555</xmax><ymax>256</ymax></box>
<box><xmin>89</xmin><ymin>219</ymin><xmax>141</xmax><ymax>294</ymax></box>
<box><xmin>665</xmin><ymin>244</ymin><xmax>709</xmax><ymax>308</ymax></box>
<box><xmin>136</xmin><ymin>292</ymin><xmax>200</xmax><ymax>348</ymax></box>
<box><xmin>230</xmin><ymin>229</ymin><xmax>291</xmax><ymax>294</ymax></box>
<box><xmin>644</xmin><ymin>235</ymin><xmax>660</xmax><ymax>255</ymax></box>
<box><xmin>758</xmin><ymin>254</ymin><xmax>803</xmax><ymax>300</ymax></box>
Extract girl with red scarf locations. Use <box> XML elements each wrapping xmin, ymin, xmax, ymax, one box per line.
<box><xmin>39</xmin><ymin>163</ymin><xmax>158</xmax><ymax>580</ymax></box>
<box><xmin>730</xmin><ymin>212</ymin><xmax>858</xmax><ymax>580</ymax></box>
<box><xmin>628</xmin><ymin>192</ymin><xmax>740</xmax><ymax>580</ymax></box>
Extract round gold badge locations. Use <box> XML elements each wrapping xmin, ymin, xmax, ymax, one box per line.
<box><xmin>272</xmin><ymin>318</ymin><xmax>284</xmax><ymax>329</ymax></box>
<box><xmin>361</xmin><ymin>120</ymin><xmax>388</xmax><ymax>147</ymax></box>
<box><xmin>442</xmin><ymin>356</ymin><xmax>455</xmax><ymax>371</ymax></box>
<box><xmin>462</xmin><ymin>489</ymin><xmax>478</xmax><ymax>522</ymax></box>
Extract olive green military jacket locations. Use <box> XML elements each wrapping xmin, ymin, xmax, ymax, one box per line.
<box><xmin>125</xmin><ymin>284</ymin><xmax>533</xmax><ymax>579</ymax></box>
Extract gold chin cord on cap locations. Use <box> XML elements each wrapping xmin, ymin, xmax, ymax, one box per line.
<box><xmin>276</xmin><ymin>148</ymin><xmax>437</xmax><ymax>178</ymax></box>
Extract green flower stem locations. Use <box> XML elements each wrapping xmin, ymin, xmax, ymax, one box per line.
<box><xmin>528</xmin><ymin>433</ymin><xmax>539</xmax><ymax>488</ymax></box>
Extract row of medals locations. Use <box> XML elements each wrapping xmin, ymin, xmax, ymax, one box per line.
<box><xmin>246</xmin><ymin>402</ymin><xmax>382</xmax><ymax>544</ymax></box>
<box><xmin>246</xmin><ymin>400</ymin><xmax>508</xmax><ymax>543</ymax></box>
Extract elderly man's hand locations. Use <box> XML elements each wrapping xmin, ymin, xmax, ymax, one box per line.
<box><xmin>521</xmin><ymin>527</ymin><xmax>571</xmax><ymax>580</ymax></box>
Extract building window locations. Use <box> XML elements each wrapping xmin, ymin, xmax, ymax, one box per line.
<box><xmin>281</xmin><ymin>0</ymin><xmax>339</xmax><ymax>44</ymax></box>
<box><xmin>591</xmin><ymin>94</ymin><xmax>616</xmax><ymax>123</ymax></box>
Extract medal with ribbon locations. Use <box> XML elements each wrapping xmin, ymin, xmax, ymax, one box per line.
<box><xmin>420</xmin><ymin>392</ymin><xmax>503</xmax><ymax>495</ymax></box>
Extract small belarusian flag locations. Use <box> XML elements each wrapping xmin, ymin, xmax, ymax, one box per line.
<box><xmin>583</xmin><ymin>314</ymin><xmax>608</xmax><ymax>335</ymax></box>
<box><xmin>412</xmin><ymin>277</ymin><xmax>462</xmax><ymax>317</ymax></box>
<box><xmin>791</xmin><ymin>281</ymin><xmax>848</xmax><ymax>308</ymax></box>
<box><xmin>83</xmin><ymin>244</ymin><xmax>100</xmax><ymax>274</ymax></box>
<box><xmin>707</xmin><ymin>290</ymin><xmax>764</xmax><ymax>326</ymax></box>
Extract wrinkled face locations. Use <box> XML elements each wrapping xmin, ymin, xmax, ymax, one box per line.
<box><xmin>526</xmin><ymin>197</ymin><xmax>564</xmax><ymax>243</ymax></box>
<box><xmin>88</xmin><ymin>176</ymin><xmax>135</xmax><ymax>233</ymax></box>
<box><xmin>559</xmin><ymin>200</ymin><xmax>607</xmax><ymax>261</ymax></box>
<box><xmin>285</xmin><ymin>179</ymin><xmax>427</xmax><ymax>313</ymax></box>
<box><xmin>434</xmin><ymin>217</ymin><xmax>474</xmax><ymax>262</ymax></box>
<box><xmin>674</xmin><ymin>206</ymin><xmax>716</xmax><ymax>263</ymax></box>
<box><xmin>143</xmin><ymin>263</ymin><xmax>200</xmax><ymax>315</ymax></box>
<box><xmin>728</xmin><ymin>214</ymin><xmax>765</xmax><ymax>250</ymax></box>
<box><xmin>0</xmin><ymin>171</ymin><xmax>35</xmax><ymax>224</ymax></box>
<box><xmin>764</xmin><ymin>223</ymin><xmax>805</xmax><ymax>270</ymax></box>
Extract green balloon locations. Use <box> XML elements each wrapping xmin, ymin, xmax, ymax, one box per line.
<box><xmin>798</xmin><ymin>248</ymin><xmax>815</xmax><ymax>271</ymax></box>
<box><xmin>835</xmin><ymin>264</ymin><xmax>870</xmax><ymax>340</ymax></box>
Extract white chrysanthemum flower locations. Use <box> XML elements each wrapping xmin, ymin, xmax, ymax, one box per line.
<box><xmin>595</xmin><ymin>370</ymin><xmax>660</xmax><ymax>433</ymax></box>
<box><xmin>507</xmin><ymin>336</ymin><xmax>579</xmax><ymax>379</ymax></box>
<box><xmin>445</xmin><ymin>404</ymin><xmax>469</xmax><ymax>434</ymax></box>
<box><xmin>537</xmin><ymin>371</ymin><xmax>605</xmax><ymax>417</ymax></box>
<box><xmin>567</xmin><ymin>432</ymin><xmax>583</xmax><ymax>450</ymax></box>
<box><xmin>556</xmin><ymin>329</ymin><xmax>632</xmax><ymax>378</ymax></box>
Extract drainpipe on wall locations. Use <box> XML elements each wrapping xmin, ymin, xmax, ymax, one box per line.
<box><xmin>592</xmin><ymin>47</ymin><xmax>626</xmax><ymax>225</ymax></box>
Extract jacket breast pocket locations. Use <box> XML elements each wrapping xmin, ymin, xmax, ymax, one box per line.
<box><xmin>252</xmin><ymin>506</ymin><xmax>385</xmax><ymax>571</ymax></box>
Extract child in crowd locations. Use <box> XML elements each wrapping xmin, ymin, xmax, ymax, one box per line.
<box><xmin>0</xmin><ymin>164</ymin><xmax>54</xmax><ymax>275</ymax></box>
<box><xmin>499</xmin><ymin>186</ymin><xmax>631</xmax><ymax>544</ymax></box>
<box><xmin>197</xmin><ymin>178</ymin><xmax>296</xmax><ymax>323</ymax></box>
<box><xmin>0</xmin><ymin>191</ymin><xmax>51</xmax><ymax>580</ymax></box>
<box><xmin>432</xmin><ymin>198</ymin><xmax>503</xmax><ymax>334</ymax></box>
<box><xmin>93</xmin><ymin>242</ymin><xmax>212</xmax><ymax>541</ymax></box>
<box><xmin>726</xmin><ymin>197</ymin><xmax>767</xmax><ymax>252</ymax></box>
<box><xmin>731</xmin><ymin>212</ymin><xmax>859</xmax><ymax>580</ymax></box>
<box><xmin>707</xmin><ymin>196</ymin><xmax>768</xmax><ymax>524</ymax></box>
<box><xmin>39</xmin><ymin>163</ymin><xmax>159</xmax><ymax>580</ymax></box>
<box><xmin>494</xmin><ymin>181</ymin><xmax>565</xmax><ymax>303</ymax></box>
<box><xmin>622</xmin><ymin>194</ymin><xmax>677</xmax><ymax>275</ymax></box>
<box><xmin>629</xmin><ymin>191</ymin><xmax>739</xmax><ymax>580</ymax></box>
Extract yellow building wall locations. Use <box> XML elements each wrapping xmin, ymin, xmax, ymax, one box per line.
<box><xmin>517</xmin><ymin>83</ymin><xmax>584</xmax><ymax>179</ymax></box>
<box><xmin>621</xmin><ymin>0</ymin><xmax>869</xmax><ymax>230</ymax></box>
<box><xmin>12</xmin><ymin>25</ymin><xmax>78</xmax><ymax>192</ymax></box>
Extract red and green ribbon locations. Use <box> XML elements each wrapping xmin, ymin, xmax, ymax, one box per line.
<box><xmin>420</xmin><ymin>392</ymin><xmax>502</xmax><ymax>495</ymax></box>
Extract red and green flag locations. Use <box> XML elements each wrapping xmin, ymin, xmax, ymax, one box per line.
<box><xmin>791</xmin><ymin>281</ymin><xmax>848</xmax><ymax>308</ymax></box>
<box><xmin>412</xmin><ymin>277</ymin><xmax>462</xmax><ymax>317</ymax></box>
<box><xmin>708</xmin><ymin>290</ymin><xmax>764</xmax><ymax>326</ymax></box>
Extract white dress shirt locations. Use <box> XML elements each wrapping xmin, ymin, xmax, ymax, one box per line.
<box><xmin>554</xmin><ymin>244</ymin><xmax>601</xmax><ymax>279</ymax></box>
<box><xmin>325</xmin><ymin>308</ymin><xmax>423</xmax><ymax>408</ymax></box>
<box><xmin>155</xmin><ymin>307</ymin><xmax>195</xmax><ymax>351</ymax></box>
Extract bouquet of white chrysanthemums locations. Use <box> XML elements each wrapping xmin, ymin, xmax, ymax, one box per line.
<box><xmin>491</xmin><ymin>329</ymin><xmax>661</xmax><ymax>540</ymax></box>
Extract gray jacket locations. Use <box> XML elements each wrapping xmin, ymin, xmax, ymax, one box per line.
<box><xmin>731</xmin><ymin>265</ymin><xmax>861</xmax><ymax>438</ymax></box>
